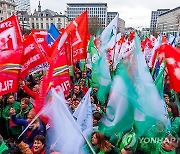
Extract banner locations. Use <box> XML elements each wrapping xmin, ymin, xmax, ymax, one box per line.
<box><xmin>0</xmin><ymin>71</ymin><xmax>19</xmax><ymax>96</ymax></box>
<box><xmin>0</xmin><ymin>15</ymin><xmax>23</xmax><ymax>95</ymax></box>
<box><xmin>51</xmin><ymin>44</ymin><xmax>71</xmax><ymax>95</ymax></box>
<box><xmin>20</xmin><ymin>35</ymin><xmax>47</xmax><ymax>79</ymax></box>
<box><xmin>0</xmin><ymin>15</ymin><xmax>23</xmax><ymax>52</ymax></box>
<box><xmin>55</xmin><ymin>11</ymin><xmax>88</xmax><ymax>64</ymax></box>
<box><xmin>30</xmin><ymin>30</ymin><xmax>50</xmax><ymax>58</ymax></box>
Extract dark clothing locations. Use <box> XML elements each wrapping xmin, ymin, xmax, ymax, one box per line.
<box><xmin>12</xmin><ymin>115</ymin><xmax>45</xmax><ymax>148</ymax></box>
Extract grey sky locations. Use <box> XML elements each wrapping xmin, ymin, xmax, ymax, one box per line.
<box><xmin>30</xmin><ymin>0</ymin><xmax>180</xmax><ymax>28</ymax></box>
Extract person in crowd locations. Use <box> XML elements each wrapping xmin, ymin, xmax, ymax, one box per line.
<box><xmin>86</xmin><ymin>67</ymin><xmax>92</xmax><ymax>79</ymax></box>
<box><xmin>91</xmin><ymin>132</ymin><xmax>115</xmax><ymax>153</ymax></box>
<box><xmin>79</xmin><ymin>71</ymin><xmax>92</xmax><ymax>88</ymax></box>
<box><xmin>120</xmin><ymin>147</ymin><xmax>134</xmax><ymax>154</ymax></box>
<box><xmin>91</xmin><ymin>95</ymin><xmax>101</xmax><ymax>113</ymax></box>
<box><xmin>18</xmin><ymin>135</ymin><xmax>45</xmax><ymax>154</ymax></box>
<box><xmin>65</xmin><ymin>96</ymin><xmax>73</xmax><ymax>113</ymax></box>
<box><xmin>70</xmin><ymin>84</ymin><xmax>84</xmax><ymax>99</ymax></box>
<box><xmin>17</xmin><ymin>97</ymin><xmax>32</xmax><ymax>119</ymax></box>
<box><xmin>10</xmin><ymin>108</ymin><xmax>45</xmax><ymax>147</ymax></box>
<box><xmin>167</xmin><ymin>102</ymin><xmax>180</xmax><ymax>137</ymax></box>
<box><xmin>2</xmin><ymin>93</ymin><xmax>21</xmax><ymax>140</ymax></box>
<box><xmin>93</xmin><ymin>112</ymin><xmax>101</xmax><ymax>132</ymax></box>
<box><xmin>17</xmin><ymin>74</ymin><xmax>38</xmax><ymax>102</ymax></box>
<box><xmin>91</xmin><ymin>85</ymin><xmax>99</xmax><ymax>98</ymax></box>
<box><xmin>164</xmin><ymin>94</ymin><xmax>170</xmax><ymax>104</ymax></box>
<box><xmin>82</xmin><ymin>132</ymin><xmax>116</xmax><ymax>153</ymax></box>
<box><xmin>0</xmin><ymin>96</ymin><xmax>6</xmax><ymax>137</ymax></box>
<box><xmin>71</xmin><ymin>98</ymin><xmax>81</xmax><ymax>112</ymax></box>
<box><xmin>19</xmin><ymin>80</ymin><xmax>39</xmax><ymax>100</ymax></box>
<box><xmin>79</xmin><ymin>79</ymin><xmax>88</xmax><ymax>95</ymax></box>
<box><xmin>16</xmin><ymin>80</ymin><xmax>30</xmax><ymax>102</ymax></box>
<box><xmin>74</xmin><ymin>71</ymin><xmax>82</xmax><ymax>84</ymax></box>
<box><xmin>138</xmin><ymin>135</ymin><xmax>179</xmax><ymax>154</ymax></box>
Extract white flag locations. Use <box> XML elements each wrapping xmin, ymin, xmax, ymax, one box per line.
<box><xmin>73</xmin><ymin>88</ymin><xmax>93</xmax><ymax>137</ymax></box>
<box><xmin>42</xmin><ymin>88</ymin><xmax>85</xmax><ymax>154</ymax></box>
<box><xmin>100</xmin><ymin>14</ymin><xmax>118</xmax><ymax>51</ymax></box>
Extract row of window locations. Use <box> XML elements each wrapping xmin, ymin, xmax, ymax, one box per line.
<box><xmin>68</xmin><ymin>10</ymin><xmax>106</xmax><ymax>15</ymax></box>
<box><xmin>31</xmin><ymin>23</ymin><xmax>61</xmax><ymax>30</ymax></box>
<box><xmin>31</xmin><ymin>18</ymin><xmax>61</xmax><ymax>22</ymax></box>
<box><xmin>67</xmin><ymin>7</ymin><xmax>106</xmax><ymax>11</ymax></box>
<box><xmin>0</xmin><ymin>3</ymin><xmax>15</xmax><ymax>10</ymax></box>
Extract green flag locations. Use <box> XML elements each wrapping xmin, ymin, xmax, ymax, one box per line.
<box><xmin>99</xmin><ymin>62</ymin><xmax>136</xmax><ymax>135</ymax></box>
<box><xmin>154</xmin><ymin>60</ymin><xmax>166</xmax><ymax>98</ymax></box>
<box><xmin>96</xmin><ymin>52</ymin><xmax>112</xmax><ymax>104</ymax></box>
<box><xmin>133</xmin><ymin>33</ymin><xmax>170</xmax><ymax>130</ymax></box>
<box><xmin>88</xmin><ymin>37</ymin><xmax>99</xmax><ymax>84</ymax></box>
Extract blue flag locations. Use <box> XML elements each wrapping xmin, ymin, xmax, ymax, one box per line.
<box><xmin>153</xmin><ymin>58</ymin><xmax>160</xmax><ymax>80</ymax></box>
<box><xmin>46</xmin><ymin>23</ymin><xmax>60</xmax><ymax>47</ymax></box>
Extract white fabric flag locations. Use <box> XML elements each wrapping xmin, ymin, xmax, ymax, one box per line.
<box><xmin>73</xmin><ymin>88</ymin><xmax>93</xmax><ymax>137</ymax></box>
<box><xmin>42</xmin><ymin>88</ymin><xmax>86</xmax><ymax>154</ymax></box>
<box><xmin>100</xmin><ymin>14</ymin><xmax>118</xmax><ymax>51</ymax></box>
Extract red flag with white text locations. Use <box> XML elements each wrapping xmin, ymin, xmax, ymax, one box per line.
<box><xmin>0</xmin><ymin>15</ymin><xmax>23</xmax><ymax>95</ymax></box>
<box><xmin>20</xmin><ymin>35</ymin><xmax>47</xmax><ymax>79</ymax></box>
<box><xmin>61</xmin><ymin>11</ymin><xmax>88</xmax><ymax>63</ymax></box>
<box><xmin>30</xmin><ymin>30</ymin><xmax>50</xmax><ymax>58</ymax></box>
<box><xmin>49</xmin><ymin>36</ymin><xmax>71</xmax><ymax>96</ymax></box>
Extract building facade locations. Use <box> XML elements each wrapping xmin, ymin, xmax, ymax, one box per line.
<box><xmin>118</xmin><ymin>18</ymin><xmax>125</xmax><ymax>34</ymax></box>
<box><xmin>14</xmin><ymin>0</ymin><xmax>30</xmax><ymax>14</ymax></box>
<box><xmin>107</xmin><ymin>12</ymin><xmax>117</xmax><ymax>25</ymax></box>
<box><xmin>17</xmin><ymin>10</ymin><xmax>30</xmax><ymax>33</ymax></box>
<box><xmin>157</xmin><ymin>6</ymin><xmax>180</xmax><ymax>36</ymax></box>
<box><xmin>150</xmin><ymin>9</ymin><xmax>169</xmax><ymax>33</ymax></box>
<box><xmin>29</xmin><ymin>2</ymin><xmax>68</xmax><ymax>30</ymax></box>
<box><xmin>67</xmin><ymin>3</ymin><xmax>108</xmax><ymax>28</ymax></box>
<box><xmin>0</xmin><ymin>0</ymin><xmax>16</xmax><ymax>21</ymax></box>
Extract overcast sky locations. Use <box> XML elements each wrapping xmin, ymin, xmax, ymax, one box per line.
<box><xmin>30</xmin><ymin>0</ymin><xmax>180</xmax><ymax>28</ymax></box>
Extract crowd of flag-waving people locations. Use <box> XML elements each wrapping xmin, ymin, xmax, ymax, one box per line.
<box><xmin>0</xmin><ymin>11</ymin><xmax>180</xmax><ymax>154</ymax></box>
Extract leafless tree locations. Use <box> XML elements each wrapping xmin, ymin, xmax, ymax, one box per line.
<box><xmin>88</xmin><ymin>16</ymin><xmax>103</xmax><ymax>35</ymax></box>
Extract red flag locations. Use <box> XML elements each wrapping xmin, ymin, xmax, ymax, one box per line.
<box><xmin>0</xmin><ymin>15</ymin><xmax>23</xmax><ymax>95</ymax></box>
<box><xmin>59</xmin><ymin>11</ymin><xmax>88</xmax><ymax>63</ymax></box>
<box><xmin>34</xmin><ymin>39</ymin><xmax>71</xmax><ymax>114</ymax></box>
<box><xmin>0</xmin><ymin>15</ymin><xmax>23</xmax><ymax>52</ymax></box>
<box><xmin>160</xmin><ymin>44</ymin><xmax>180</xmax><ymax>92</ymax></box>
<box><xmin>0</xmin><ymin>71</ymin><xmax>19</xmax><ymax>96</ymax></box>
<box><xmin>141</xmin><ymin>37</ymin><xmax>153</xmax><ymax>52</ymax></box>
<box><xmin>50</xmin><ymin>36</ymin><xmax>71</xmax><ymax>96</ymax></box>
<box><xmin>30</xmin><ymin>30</ymin><xmax>50</xmax><ymax>58</ymax></box>
<box><xmin>20</xmin><ymin>35</ymin><xmax>47</xmax><ymax>79</ymax></box>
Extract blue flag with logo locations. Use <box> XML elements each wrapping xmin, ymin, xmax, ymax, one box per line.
<box><xmin>46</xmin><ymin>23</ymin><xmax>60</xmax><ymax>47</ymax></box>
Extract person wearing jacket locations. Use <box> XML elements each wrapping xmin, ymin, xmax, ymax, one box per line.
<box><xmin>10</xmin><ymin>108</ymin><xmax>45</xmax><ymax>148</ymax></box>
<box><xmin>167</xmin><ymin>102</ymin><xmax>180</xmax><ymax>138</ymax></box>
<box><xmin>2</xmin><ymin>93</ymin><xmax>21</xmax><ymax>139</ymax></box>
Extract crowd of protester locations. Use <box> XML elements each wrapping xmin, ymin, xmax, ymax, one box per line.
<box><xmin>0</xmin><ymin>59</ymin><xmax>179</xmax><ymax>154</ymax></box>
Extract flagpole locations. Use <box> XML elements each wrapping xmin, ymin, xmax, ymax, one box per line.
<box><xmin>18</xmin><ymin>105</ymin><xmax>49</xmax><ymax>139</ymax></box>
<box><xmin>69</xmin><ymin>32</ymin><xmax>75</xmax><ymax>77</ymax></box>
<box><xmin>54</xmin><ymin>89</ymin><xmax>96</xmax><ymax>154</ymax></box>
